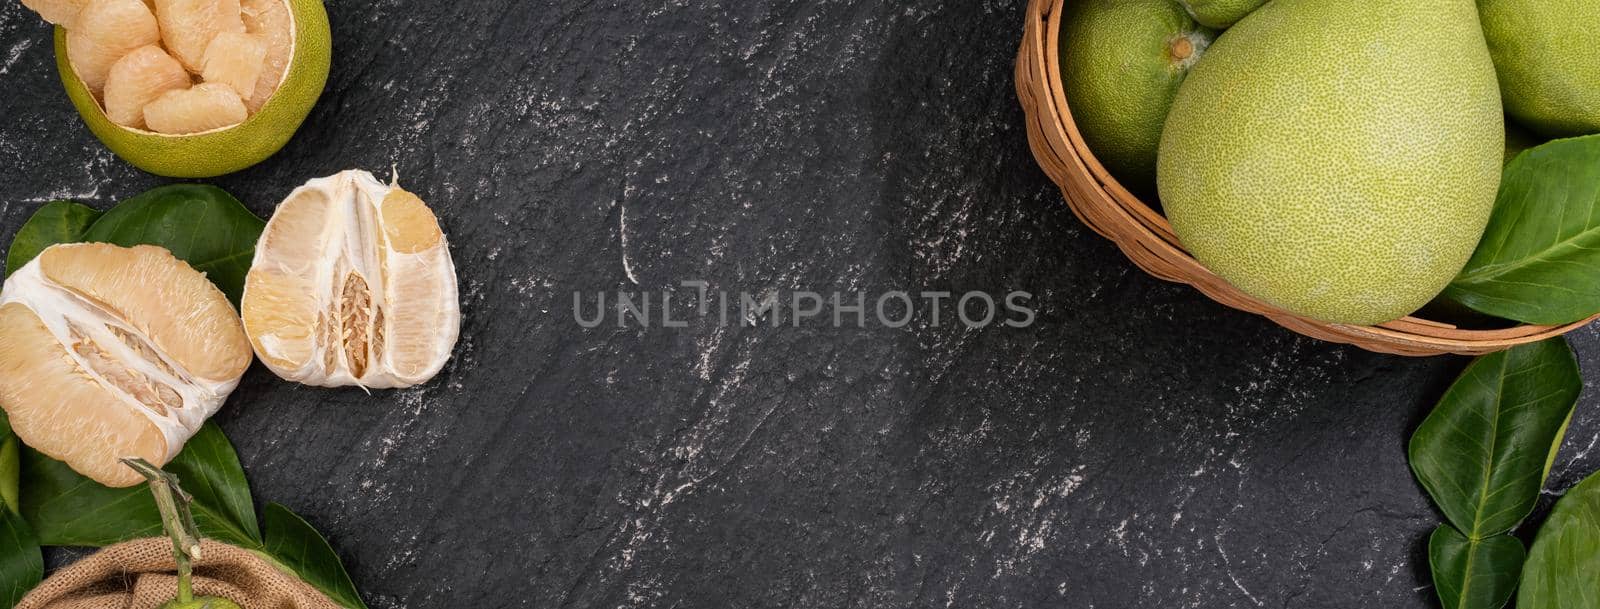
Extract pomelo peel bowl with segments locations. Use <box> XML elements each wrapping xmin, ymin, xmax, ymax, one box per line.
<box><xmin>28</xmin><ymin>0</ymin><xmax>332</xmax><ymax>178</ymax></box>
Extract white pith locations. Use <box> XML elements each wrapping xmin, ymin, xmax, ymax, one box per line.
<box><xmin>0</xmin><ymin>259</ymin><xmax>238</xmax><ymax>461</ymax></box>
<box><xmin>245</xmin><ymin>169</ymin><xmax>460</xmax><ymax>389</ymax></box>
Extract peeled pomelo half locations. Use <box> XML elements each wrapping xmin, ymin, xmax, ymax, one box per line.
<box><xmin>243</xmin><ymin>170</ymin><xmax>460</xmax><ymax>389</ymax></box>
<box><xmin>48</xmin><ymin>0</ymin><xmax>330</xmax><ymax>178</ymax></box>
<box><xmin>0</xmin><ymin>243</ymin><xmax>252</xmax><ymax>488</ymax></box>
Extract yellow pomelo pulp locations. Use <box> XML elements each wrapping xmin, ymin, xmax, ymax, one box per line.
<box><xmin>242</xmin><ymin>170</ymin><xmax>460</xmax><ymax>389</ymax></box>
<box><xmin>0</xmin><ymin>244</ymin><xmax>251</xmax><ymax>488</ymax></box>
<box><xmin>54</xmin><ymin>0</ymin><xmax>331</xmax><ymax>178</ymax></box>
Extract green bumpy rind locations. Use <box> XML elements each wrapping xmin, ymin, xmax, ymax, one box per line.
<box><xmin>1060</xmin><ymin>0</ymin><xmax>1212</xmax><ymax>196</ymax></box>
<box><xmin>55</xmin><ymin>0</ymin><xmax>332</xmax><ymax>178</ymax></box>
<box><xmin>1478</xmin><ymin>0</ymin><xmax>1600</xmax><ymax>138</ymax></box>
<box><xmin>1157</xmin><ymin>0</ymin><xmax>1504</xmax><ymax>326</ymax></box>
<box><xmin>1177</xmin><ymin>0</ymin><xmax>1267</xmax><ymax>29</ymax></box>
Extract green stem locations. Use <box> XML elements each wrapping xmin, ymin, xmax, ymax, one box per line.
<box><xmin>122</xmin><ymin>458</ymin><xmax>201</xmax><ymax>605</ymax></box>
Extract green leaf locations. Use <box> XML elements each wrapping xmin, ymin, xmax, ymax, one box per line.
<box><xmin>160</xmin><ymin>424</ymin><xmax>260</xmax><ymax>545</ymax></box>
<box><xmin>4</xmin><ymin>201</ymin><xmax>102</xmax><ymax>277</ymax></box>
<box><xmin>79</xmin><ymin>184</ymin><xmax>264</xmax><ymax>305</ymax></box>
<box><xmin>0</xmin><ymin>507</ymin><xmax>41</xmax><ymax>609</ymax></box>
<box><xmin>1444</xmin><ymin>134</ymin><xmax>1600</xmax><ymax>324</ymax></box>
<box><xmin>1409</xmin><ymin>338</ymin><xmax>1580</xmax><ymax>538</ymax></box>
<box><xmin>261</xmin><ymin>504</ymin><xmax>368</xmax><ymax>609</ymax></box>
<box><xmin>1429</xmin><ymin>525</ymin><xmax>1524</xmax><ymax>609</ymax></box>
<box><xmin>0</xmin><ymin>434</ymin><xmax>19</xmax><ymax>515</ymax></box>
<box><xmin>20</xmin><ymin>450</ymin><xmax>160</xmax><ymax>546</ymax></box>
<box><xmin>1519</xmin><ymin>470</ymin><xmax>1600</xmax><ymax>609</ymax></box>
<box><xmin>20</xmin><ymin>424</ymin><xmax>259</xmax><ymax>548</ymax></box>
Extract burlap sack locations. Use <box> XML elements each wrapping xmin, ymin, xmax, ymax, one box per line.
<box><xmin>18</xmin><ymin>539</ymin><xmax>340</xmax><ymax>609</ymax></box>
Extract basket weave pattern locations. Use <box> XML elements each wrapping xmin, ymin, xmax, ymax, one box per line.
<box><xmin>1013</xmin><ymin>0</ymin><xmax>1593</xmax><ymax>356</ymax></box>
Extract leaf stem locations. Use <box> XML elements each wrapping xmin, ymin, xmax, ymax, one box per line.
<box><xmin>122</xmin><ymin>458</ymin><xmax>200</xmax><ymax>605</ymax></box>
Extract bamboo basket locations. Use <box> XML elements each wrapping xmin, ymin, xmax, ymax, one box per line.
<box><xmin>1013</xmin><ymin>0</ymin><xmax>1595</xmax><ymax>356</ymax></box>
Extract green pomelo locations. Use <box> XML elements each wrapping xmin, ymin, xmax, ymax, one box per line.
<box><xmin>1177</xmin><ymin>0</ymin><xmax>1266</xmax><ymax>29</ymax></box>
<box><xmin>1157</xmin><ymin>0</ymin><xmax>1504</xmax><ymax>326</ymax></box>
<box><xmin>1060</xmin><ymin>0</ymin><xmax>1212</xmax><ymax>196</ymax></box>
<box><xmin>1478</xmin><ymin>0</ymin><xmax>1600</xmax><ymax>137</ymax></box>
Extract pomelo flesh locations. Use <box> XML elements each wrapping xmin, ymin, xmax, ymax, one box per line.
<box><xmin>151</xmin><ymin>0</ymin><xmax>245</xmax><ymax>73</ymax></box>
<box><xmin>201</xmin><ymin>31</ymin><xmax>267</xmax><ymax>100</ymax></box>
<box><xmin>20</xmin><ymin>0</ymin><xmax>90</xmax><ymax>27</ymax></box>
<box><xmin>143</xmin><ymin>82</ymin><xmax>248</xmax><ymax>134</ymax></box>
<box><xmin>103</xmin><ymin>45</ymin><xmax>192</xmax><ymax>130</ymax></box>
<box><xmin>64</xmin><ymin>0</ymin><xmax>160</xmax><ymax>95</ymax></box>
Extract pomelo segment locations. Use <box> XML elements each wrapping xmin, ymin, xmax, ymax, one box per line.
<box><xmin>20</xmin><ymin>0</ymin><xmax>90</xmax><ymax>27</ymax></box>
<box><xmin>151</xmin><ymin>0</ymin><xmax>245</xmax><ymax>72</ymax></box>
<box><xmin>143</xmin><ymin>82</ymin><xmax>248</xmax><ymax>134</ymax></box>
<box><xmin>0</xmin><ymin>243</ymin><xmax>251</xmax><ymax>488</ymax></box>
<box><xmin>242</xmin><ymin>170</ymin><xmax>460</xmax><ymax>389</ymax></box>
<box><xmin>381</xmin><ymin>189</ymin><xmax>444</xmax><ymax>253</ymax></box>
<box><xmin>103</xmin><ymin>45</ymin><xmax>191</xmax><ymax>130</ymax></box>
<box><xmin>201</xmin><ymin>31</ymin><xmax>267</xmax><ymax>100</ymax></box>
<box><xmin>65</xmin><ymin>0</ymin><xmax>160</xmax><ymax>95</ymax></box>
<box><xmin>240</xmin><ymin>0</ymin><xmax>292</xmax><ymax>112</ymax></box>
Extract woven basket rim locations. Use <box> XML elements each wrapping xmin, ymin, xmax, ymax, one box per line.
<box><xmin>1015</xmin><ymin>0</ymin><xmax>1596</xmax><ymax>356</ymax></box>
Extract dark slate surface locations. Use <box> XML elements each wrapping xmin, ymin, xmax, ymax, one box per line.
<box><xmin>0</xmin><ymin>1</ymin><xmax>1596</xmax><ymax>607</ymax></box>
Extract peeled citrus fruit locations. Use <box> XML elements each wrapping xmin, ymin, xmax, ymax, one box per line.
<box><xmin>20</xmin><ymin>0</ymin><xmax>90</xmax><ymax>29</ymax></box>
<box><xmin>18</xmin><ymin>0</ymin><xmax>332</xmax><ymax>178</ymax></box>
<box><xmin>240</xmin><ymin>0</ymin><xmax>291</xmax><ymax>112</ymax></box>
<box><xmin>103</xmin><ymin>45</ymin><xmax>191</xmax><ymax>130</ymax></box>
<box><xmin>0</xmin><ymin>243</ymin><xmax>251</xmax><ymax>488</ymax></box>
<box><xmin>242</xmin><ymin>170</ymin><xmax>460</xmax><ymax>389</ymax></box>
<box><xmin>64</xmin><ymin>0</ymin><xmax>160</xmax><ymax>94</ymax></box>
<box><xmin>201</xmin><ymin>31</ymin><xmax>267</xmax><ymax>101</ymax></box>
<box><xmin>152</xmin><ymin>0</ymin><xmax>245</xmax><ymax>73</ymax></box>
<box><xmin>144</xmin><ymin>82</ymin><xmax>249</xmax><ymax>134</ymax></box>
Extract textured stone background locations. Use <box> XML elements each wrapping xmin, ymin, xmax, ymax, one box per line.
<box><xmin>1</xmin><ymin>1</ymin><xmax>1597</xmax><ymax>607</ymax></box>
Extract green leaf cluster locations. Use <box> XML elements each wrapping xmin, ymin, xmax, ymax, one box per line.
<box><xmin>0</xmin><ymin>190</ymin><xmax>363</xmax><ymax>609</ymax></box>
<box><xmin>1409</xmin><ymin>338</ymin><xmax>1589</xmax><ymax>609</ymax></box>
